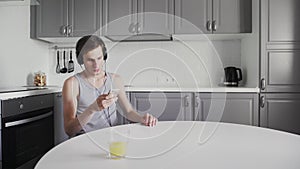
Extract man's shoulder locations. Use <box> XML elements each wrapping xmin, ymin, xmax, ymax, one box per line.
<box><xmin>64</xmin><ymin>74</ymin><xmax>79</xmax><ymax>86</ymax></box>
<box><xmin>108</xmin><ymin>72</ymin><xmax>121</xmax><ymax>79</ymax></box>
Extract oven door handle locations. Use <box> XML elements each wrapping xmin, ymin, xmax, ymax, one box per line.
<box><xmin>5</xmin><ymin>111</ymin><xmax>53</xmax><ymax>128</ymax></box>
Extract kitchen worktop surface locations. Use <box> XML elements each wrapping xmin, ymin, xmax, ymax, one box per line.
<box><xmin>0</xmin><ymin>86</ymin><xmax>259</xmax><ymax>100</ymax></box>
<box><xmin>0</xmin><ymin>86</ymin><xmax>62</xmax><ymax>100</ymax></box>
<box><xmin>125</xmin><ymin>86</ymin><xmax>260</xmax><ymax>93</ymax></box>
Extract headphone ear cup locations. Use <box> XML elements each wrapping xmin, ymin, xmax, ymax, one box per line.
<box><xmin>103</xmin><ymin>46</ymin><xmax>108</xmax><ymax>61</ymax></box>
<box><xmin>76</xmin><ymin>51</ymin><xmax>83</xmax><ymax>65</ymax></box>
<box><xmin>78</xmin><ymin>56</ymin><xmax>83</xmax><ymax>65</ymax></box>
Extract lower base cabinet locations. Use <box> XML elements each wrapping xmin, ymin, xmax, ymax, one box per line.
<box><xmin>260</xmin><ymin>93</ymin><xmax>300</xmax><ymax>135</ymax></box>
<box><xmin>130</xmin><ymin>92</ymin><xmax>193</xmax><ymax>121</ymax></box>
<box><xmin>129</xmin><ymin>92</ymin><xmax>259</xmax><ymax>126</ymax></box>
<box><xmin>195</xmin><ymin>93</ymin><xmax>259</xmax><ymax>126</ymax></box>
<box><xmin>54</xmin><ymin>93</ymin><xmax>69</xmax><ymax>145</ymax></box>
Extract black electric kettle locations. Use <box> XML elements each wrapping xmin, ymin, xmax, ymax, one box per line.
<box><xmin>224</xmin><ymin>66</ymin><xmax>242</xmax><ymax>87</ymax></box>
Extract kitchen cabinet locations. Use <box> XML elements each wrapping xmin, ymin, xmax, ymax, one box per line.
<box><xmin>130</xmin><ymin>92</ymin><xmax>193</xmax><ymax>121</ymax></box>
<box><xmin>102</xmin><ymin>0</ymin><xmax>174</xmax><ymax>37</ymax></box>
<box><xmin>261</xmin><ymin>0</ymin><xmax>300</xmax><ymax>44</ymax></box>
<box><xmin>174</xmin><ymin>0</ymin><xmax>252</xmax><ymax>34</ymax></box>
<box><xmin>260</xmin><ymin>50</ymin><xmax>300</xmax><ymax>92</ymax></box>
<box><xmin>34</xmin><ymin>0</ymin><xmax>101</xmax><ymax>38</ymax></box>
<box><xmin>260</xmin><ymin>93</ymin><xmax>300</xmax><ymax>135</ymax></box>
<box><xmin>260</xmin><ymin>0</ymin><xmax>300</xmax><ymax>92</ymax></box>
<box><xmin>195</xmin><ymin>93</ymin><xmax>259</xmax><ymax>126</ymax></box>
<box><xmin>115</xmin><ymin>92</ymin><xmax>131</xmax><ymax>125</ymax></box>
<box><xmin>54</xmin><ymin>93</ymin><xmax>68</xmax><ymax>145</ymax></box>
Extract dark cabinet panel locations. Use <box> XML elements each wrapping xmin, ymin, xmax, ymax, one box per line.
<box><xmin>138</xmin><ymin>0</ymin><xmax>174</xmax><ymax>34</ymax></box>
<box><xmin>102</xmin><ymin>0</ymin><xmax>137</xmax><ymax>36</ymax></box>
<box><xmin>130</xmin><ymin>92</ymin><xmax>193</xmax><ymax>121</ymax></box>
<box><xmin>53</xmin><ymin>93</ymin><xmax>68</xmax><ymax>145</ymax></box>
<box><xmin>34</xmin><ymin>0</ymin><xmax>101</xmax><ymax>38</ymax></box>
<box><xmin>261</xmin><ymin>50</ymin><xmax>300</xmax><ymax>92</ymax></box>
<box><xmin>213</xmin><ymin>0</ymin><xmax>252</xmax><ymax>33</ymax></box>
<box><xmin>262</xmin><ymin>0</ymin><xmax>300</xmax><ymax>43</ymax></box>
<box><xmin>195</xmin><ymin>93</ymin><xmax>258</xmax><ymax>126</ymax></box>
<box><xmin>103</xmin><ymin>0</ymin><xmax>173</xmax><ymax>36</ymax></box>
<box><xmin>260</xmin><ymin>0</ymin><xmax>300</xmax><ymax>92</ymax></box>
<box><xmin>174</xmin><ymin>0</ymin><xmax>210</xmax><ymax>34</ymax></box>
<box><xmin>260</xmin><ymin>94</ymin><xmax>300</xmax><ymax>135</ymax></box>
<box><xmin>36</xmin><ymin>0</ymin><xmax>67</xmax><ymax>37</ymax></box>
<box><xmin>174</xmin><ymin>0</ymin><xmax>252</xmax><ymax>34</ymax></box>
<box><xmin>69</xmin><ymin>0</ymin><xmax>101</xmax><ymax>37</ymax></box>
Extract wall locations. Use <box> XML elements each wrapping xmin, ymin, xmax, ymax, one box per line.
<box><xmin>49</xmin><ymin>39</ymin><xmax>241</xmax><ymax>88</ymax></box>
<box><xmin>0</xmin><ymin>3</ymin><xmax>50</xmax><ymax>87</ymax></box>
<box><xmin>241</xmin><ymin>0</ymin><xmax>260</xmax><ymax>87</ymax></box>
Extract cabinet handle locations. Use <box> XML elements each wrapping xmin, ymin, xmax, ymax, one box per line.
<box><xmin>128</xmin><ymin>23</ymin><xmax>136</xmax><ymax>33</ymax></box>
<box><xmin>195</xmin><ymin>96</ymin><xmax>199</xmax><ymax>107</ymax></box>
<box><xmin>260</xmin><ymin>96</ymin><xmax>265</xmax><ymax>108</ymax></box>
<box><xmin>67</xmin><ymin>25</ymin><xmax>72</xmax><ymax>35</ymax></box>
<box><xmin>206</xmin><ymin>20</ymin><xmax>212</xmax><ymax>31</ymax></box>
<box><xmin>261</xmin><ymin>78</ymin><xmax>266</xmax><ymax>90</ymax></box>
<box><xmin>184</xmin><ymin>96</ymin><xmax>190</xmax><ymax>107</ymax></box>
<box><xmin>60</xmin><ymin>26</ymin><xmax>67</xmax><ymax>35</ymax></box>
<box><xmin>136</xmin><ymin>23</ymin><xmax>141</xmax><ymax>33</ymax></box>
<box><xmin>212</xmin><ymin>20</ymin><xmax>217</xmax><ymax>31</ymax></box>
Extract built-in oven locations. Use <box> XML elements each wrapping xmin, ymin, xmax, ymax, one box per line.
<box><xmin>0</xmin><ymin>94</ymin><xmax>54</xmax><ymax>169</ymax></box>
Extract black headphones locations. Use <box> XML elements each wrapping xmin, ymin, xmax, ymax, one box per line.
<box><xmin>75</xmin><ymin>35</ymin><xmax>108</xmax><ymax>65</ymax></box>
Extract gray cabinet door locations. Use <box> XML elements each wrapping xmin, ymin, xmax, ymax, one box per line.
<box><xmin>213</xmin><ymin>0</ymin><xmax>252</xmax><ymax>33</ymax></box>
<box><xmin>261</xmin><ymin>0</ymin><xmax>300</xmax><ymax>44</ymax></box>
<box><xmin>68</xmin><ymin>0</ymin><xmax>101</xmax><ymax>36</ymax></box>
<box><xmin>174</xmin><ymin>0</ymin><xmax>251</xmax><ymax>34</ymax></box>
<box><xmin>103</xmin><ymin>0</ymin><xmax>173</xmax><ymax>36</ymax></box>
<box><xmin>260</xmin><ymin>94</ymin><xmax>300</xmax><ymax>135</ymax></box>
<box><xmin>195</xmin><ymin>93</ymin><xmax>258</xmax><ymax>126</ymax></box>
<box><xmin>261</xmin><ymin>50</ymin><xmax>300</xmax><ymax>92</ymax></box>
<box><xmin>138</xmin><ymin>0</ymin><xmax>174</xmax><ymax>34</ymax></box>
<box><xmin>35</xmin><ymin>0</ymin><xmax>100</xmax><ymax>38</ymax></box>
<box><xmin>174</xmin><ymin>0</ymin><xmax>211</xmax><ymax>34</ymax></box>
<box><xmin>36</xmin><ymin>0</ymin><xmax>67</xmax><ymax>37</ymax></box>
<box><xmin>53</xmin><ymin>93</ymin><xmax>69</xmax><ymax>145</ymax></box>
<box><xmin>130</xmin><ymin>92</ymin><xmax>193</xmax><ymax>121</ymax></box>
<box><xmin>102</xmin><ymin>0</ymin><xmax>137</xmax><ymax>36</ymax></box>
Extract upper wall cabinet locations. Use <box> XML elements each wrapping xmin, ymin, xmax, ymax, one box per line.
<box><xmin>261</xmin><ymin>0</ymin><xmax>300</xmax><ymax>46</ymax></box>
<box><xmin>34</xmin><ymin>0</ymin><xmax>101</xmax><ymax>38</ymax></box>
<box><xmin>174</xmin><ymin>0</ymin><xmax>252</xmax><ymax>34</ymax></box>
<box><xmin>102</xmin><ymin>0</ymin><xmax>174</xmax><ymax>36</ymax></box>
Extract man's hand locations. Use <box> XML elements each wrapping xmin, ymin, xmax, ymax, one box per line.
<box><xmin>141</xmin><ymin>113</ymin><xmax>158</xmax><ymax>127</ymax></box>
<box><xmin>96</xmin><ymin>93</ymin><xmax>118</xmax><ymax>110</ymax></box>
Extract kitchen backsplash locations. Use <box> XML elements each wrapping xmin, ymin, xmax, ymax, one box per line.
<box><xmin>48</xmin><ymin>40</ymin><xmax>241</xmax><ymax>88</ymax></box>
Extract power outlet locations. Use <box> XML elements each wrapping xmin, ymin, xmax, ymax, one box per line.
<box><xmin>156</xmin><ymin>71</ymin><xmax>176</xmax><ymax>86</ymax></box>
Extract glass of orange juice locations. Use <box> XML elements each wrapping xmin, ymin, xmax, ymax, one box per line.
<box><xmin>108</xmin><ymin>127</ymin><xmax>130</xmax><ymax>159</ymax></box>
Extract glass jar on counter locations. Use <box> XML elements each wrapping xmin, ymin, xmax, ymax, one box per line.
<box><xmin>34</xmin><ymin>71</ymin><xmax>46</xmax><ymax>86</ymax></box>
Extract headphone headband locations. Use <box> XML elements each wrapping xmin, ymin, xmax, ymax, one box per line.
<box><xmin>76</xmin><ymin>35</ymin><xmax>108</xmax><ymax>65</ymax></box>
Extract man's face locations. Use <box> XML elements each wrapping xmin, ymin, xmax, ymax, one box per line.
<box><xmin>83</xmin><ymin>46</ymin><xmax>105</xmax><ymax>75</ymax></box>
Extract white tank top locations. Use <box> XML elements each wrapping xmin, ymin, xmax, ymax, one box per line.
<box><xmin>74</xmin><ymin>72</ymin><xmax>118</xmax><ymax>133</ymax></box>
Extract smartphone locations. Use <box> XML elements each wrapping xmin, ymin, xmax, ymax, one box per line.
<box><xmin>110</xmin><ymin>89</ymin><xmax>120</xmax><ymax>97</ymax></box>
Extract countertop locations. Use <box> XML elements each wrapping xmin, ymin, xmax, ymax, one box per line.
<box><xmin>0</xmin><ymin>86</ymin><xmax>259</xmax><ymax>100</ymax></box>
<box><xmin>0</xmin><ymin>86</ymin><xmax>62</xmax><ymax>100</ymax></box>
<box><xmin>125</xmin><ymin>86</ymin><xmax>260</xmax><ymax>93</ymax></box>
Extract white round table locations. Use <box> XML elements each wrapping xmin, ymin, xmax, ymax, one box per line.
<box><xmin>35</xmin><ymin>121</ymin><xmax>300</xmax><ymax>169</ymax></box>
